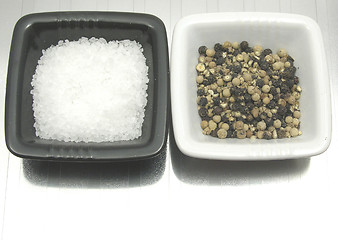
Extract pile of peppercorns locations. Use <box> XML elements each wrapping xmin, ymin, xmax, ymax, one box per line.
<box><xmin>195</xmin><ymin>41</ymin><xmax>302</xmax><ymax>140</ymax></box>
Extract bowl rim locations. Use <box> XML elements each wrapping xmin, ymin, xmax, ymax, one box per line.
<box><xmin>5</xmin><ymin>11</ymin><xmax>169</xmax><ymax>161</ymax></box>
<box><xmin>170</xmin><ymin>12</ymin><xmax>332</xmax><ymax>160</ymax></box>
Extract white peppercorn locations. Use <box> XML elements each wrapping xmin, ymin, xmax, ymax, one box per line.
<box><xmin>221</xmin><ymin>123</ymin><xmax>229</xmax><ymax>131</ymax></box>
<box><xmin>277</xmin><ymin>48</ymin><xmax>288</xmax><ymax>58</ymax></box>
<box><xmin>217</xmin><ymin>129</ymin><xmax>227</xmax><ymax>139</ymax></box>
<box><xmin>252</xmin><ymin>93</ymin><xmax>260</xmax><ymax>101</ymax></box>
<box><xmin>209</xmin><ymin>120</ymin><xmax>217</xmax><ymax>130</ymax></box>
<box><xmin>257</xmin><ymin>120</ymin><xmax>266</xmax><ymax>131</ymax></box>
<box><xmin>293</xmin><ymin>111</ymin><xmax>301</xmax><ymax>119</ymax></box>
<box><xmin>201</xmin><ymin>120</ymin><xmax>208</xmax><ymax>129</ymax></box>
<box><xmin>262</xmin><ymin>85</ymin><xmax>270</xmax><ymax>93</ymax></box>
<box><xmin>196</xmin><ymin>63</ymin><xmax>205</xmax><ymax>72</ymax></box>
<box><xmin>223</xmin><ymin>88</ymin><xmax>231</xmax><ymax>97</ymax></box>
<box><xmin>213</xmin><ymin>115</ymin><xmax>221</xmax><ymax>123</ymax></box>
<box><xmin>290</xmin><ymin>127</ymin><xmax>299</xmax><ymax>137</ymax></box>
<box><xmin>206</xmin><ymin>48</ymin><xmax>215</xmax><ymax>57</ymax></box>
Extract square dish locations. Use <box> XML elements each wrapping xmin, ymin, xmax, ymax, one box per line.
<box><xmin>5</xmin><ymin>11</ymin><xmax>169</xmax><ymax>161</ymax></box>
<box><xmin>170</xmin><ymin>12</ymin><xmax>331</xmax><ymax>160</ymax></box>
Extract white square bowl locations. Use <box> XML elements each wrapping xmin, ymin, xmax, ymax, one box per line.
<box><xmin>170</xmin><ymin>12</ymin><xmax>331</xmax><ymax>160</ymax></box>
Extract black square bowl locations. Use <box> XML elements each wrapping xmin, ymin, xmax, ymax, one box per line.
<box><xmin>5</xmin><ymin>12</ymin><xmax>169</xmax><ymax>161</ymax></box>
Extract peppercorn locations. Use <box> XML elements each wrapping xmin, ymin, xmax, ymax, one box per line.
<box><xmin>252</xmin><ymin>93</ymin><xmax>260</xmax><ymax>101</ymax></box>
<box><xmin>200</xmin><ymin>97</ymin><xmax>208</xmax><ymax>106</ymax></box>
<box><xmin>270</xmin><ymin>86</ymin><xmax>278</xmax><ymax>95</ymax></box>
<box><xmin>206</xmin><ymin>48</ymin><xmax>216</xmax><ymax>57</ymax></box>
<box><xmin>213</xmin><ymin>97</ymin><xmax>221</xmax><ymax>106</ymax></box>
<box><xmin>293</xmin><ymin>111</ymin><xmax>301</xmax><ymax>119</ymax></box>
<box><xmin>212</xmin><ymin>106</ymin><xmax>222</xmax><ymax>115</ymax></box>
<box><xmin>259</xmin><ymin>61</ymin><xmax>270</xmax><ymax>71</ymax></box>
<box><xmin>262</xmin><ymin>48</ymin><xmax>272</xmax><ymax>56</ymax></box>
<box><xmin>214</xmin><ymin>43</ymin><xmax>223</xmax><ymax>52</ymax></box>
<box><xmin>232</xmin><ymin>42</ymin><xmax>239</xmax><ymax>49</ymax></box>
<box><xmin>263</xmin><ymin>97</ymin><xmax>270</xmax><ymax>105</ymax></box>
<box><xmin>290</xmin><ymin>128</ymin><xmax>299</xmax><ymax>137</ymax></box>
<box><xmin>256</xmin><ymin>79</ymin><xmax>265</xmax><ymax>88</ymax></box>
<box><xmin>265</xmin><ymin>118</ymin><xmax>274</xmax><ymax>127</ymax></box>
<box><xmin>244</xmin><ymin>93</ymin><xmax>251</xmax><ymax>103</ymax></box>
<box><xmin>216</xmin><ymin>57</ymin><xmax>225</xmax><ymax>65</ymax></box>
<box><xmin>200</xmin><ymin>120</ymin><xmax>208</xmax><ymax>129</ymax></box>
<box><xmin>266</xmin><ymin>100</ymin><xmax>276</xmax><ymax>109</ymax></box>
<box><xmin>207</xmin><ymin>75</ymin><xmax>216</xmax><ymax>84</ymax></box>
<box><xmin>214</xmin><ymin>51</ymin><xmax>223</xmax><ymax>59</ymax></box>
<box><xmin>232</xmin><ymin>64</ymin><xmax>241</xmax><ymax>73</ymax></box>
<box><xmin>280</xmin><ymin>84</ymin><xmax>290</xmax><ymax>94</ymax></box>
<box><xmin>217</xmin><ymin>129</ymin><xmax>227</xmax><ymax>139</ymax></box>
<box><xmin>286</xmin><ymin>79</ymin><xmax>294</xmax><ymax>88</ymax></box>
<box><xmin>263</xmin><ymin>132</ymin><xmax>272</xmax><ymax>140</ymax></box>
<box><xmin>240</xmin><ymin>41</ymin><xmax>249</xmax><ymax>51</ymax></box>
<box><xmin>262</xmin><ymin>85</ymin><xmax>270</xmax><ymax>93</ymax></box>
<box><xmin>277</xmin><ymin>106</ymin><xmax>287</xmax><ymax>116</ymax></box>
<box><xmin>198</xmin><ymin>46</ymin><xmax>208</xmax><ymax>55</ymax></box>
<box><xmin>199</xmin><ymin>107</ymin><xmax>208</xmax><ymax>117</ymax></box>
<box><xmin>237</xmin><ymin>130</ymin><xmax>246</xmax><ymax>139</ymax></box>
<box><xmin>197</xmin><ymin>89</ymin><xmax>205</xmax><ymax>96</ymax></box>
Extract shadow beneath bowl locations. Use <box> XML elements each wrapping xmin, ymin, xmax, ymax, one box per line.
<box><xmin>169</xmin><ymin>128</ymin><xmax>310</xmax><ymax>186</ymax></box>
<box><xmin>22</xmin><ymin>145</ymin><xmax>167</xmax><ymax>189</ymax></box>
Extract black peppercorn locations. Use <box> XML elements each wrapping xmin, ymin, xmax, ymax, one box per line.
<box><xmin>210</xmin><ymin>129</ymin><xmax>218</xmax><ymax>137</ymax></box>
<box><xmin>203</xmin><ymin>80</ymin><xmax>209</xmax><ymax>86</ymax></box>
<box><xmin>197</xmin><ymin>89</ymin><xmax>205</xmax><ymax>96</ymax></box>
<box><xmin>286</xmin><ymin>79</ymin><xmax>294</xmax><ymax>88</ymax></box>
<box><xmin>198</xmin><ymin>46</ymin><xmax>207</xmax><ymax>55</ymax></box>
<box><xmin>240</xmin><ymin>41</ymin><xmax>249</xmax><ymax>51</ymax></box>
<box><xmin>213</xmin><ymin>106</ymin><xmax>223</xmax><ymax>115</ymax></box>
<box><xmin>233</xmin><ymin>49</ymin><xmax>240</xmax><ymax>56</ymax></box>
<box><xmin>198</xmin><ymin>107</ymin><xmax>208</xmax><ymax>117</ymax></box>
<box><xmin>207</xmin><ymin>75</ymin><xmax>216</xmax><ymax>84</ymax></box>
<box><xmin>280</xmin><ymin>84</ymin><xmax>290</xmax><ymax>94</ymax></box>
<box><xmin>232</xmin><ymin>64</ymin><xmax>241</xmax><ymax>74</ymax></box>
<box><xmin>260</xmin><ymin>61</ymin><xmax>270</xmax><ymax>71</ymax></box>
<box><xmin>263</xmin><ymin>132</ymin><xmax>272</xmax><ymax>140</ymax></box>
<box><xmin>262</xmin><ymin>48</ymin><xmax>272</xmax><ymax>56</ymax></box>
<box><xmin>294</xmin><ymin>76</ymin><xmax>299</xmax><ymax>85</ymax></box>
<box><xmin>272</xmin><ymin>79</ymin><xmax>282</xmax><ymax>88</ymax></box>
<box><xmin>213</xmin><ymin>97</ymin><xmax>221</xmax><ymax>106</ymax></box>
<box><xmin>270</xmin><ymin>86</ymin><xmax>278</xmax><ymax>95</ymax></box>
<box><xmin>266</xmin><ymin>118</ymin><xmax>274</xmax><ymax>127</ymax></box>
<box><xmin>201</xmin><ymin>115</ymin><xmax>211</xmax><ymax>121</ymax></box>
<box><xmin>256</xmin><ymin>79</ymin><xmax>265</xmax><ymax>88</ymax></box>
<box><xmin>244</xmin><ymin>93</ymin><xmax>251</xmax><ymax>102</ymax></box>
<box><xmin>247</xmin><ymin>102</ymin><xmax>254</xmax><ymax>110</ymax></box>
<box><xmin>200</xmin><ymin>97</ymin><xmax>208</xmax><ymax>106</ymax></box>
<box><xmin>287</xmin><ymin>55</ymin><xmax>294</xmax><ymax>63</ymax></box>
<box><xmin>246</xmin><ymin>47</ymin><xmax>253</xmax><ymax>53</ymax></box>
<box><xmin>216</xmin><ymin>57</ymin><xmax>225</xmax><ymax>65</ymax></box>
<box><xmin>282</xmin><ymin>66</ymin><xmax>296</xmax><ymax>79</ymax></box>
<box><xmin>221</xmin><ymin>115</ymin><xmax>228</xmax><ymax>123</ymax></box>
<box><xmin>266</xmin><ymin>100</ymin><xmax>276</xmax><ymax>109</ymax></box>
<box><xmin>214</xmin><ymin>43</ymin><xmax>223</xmax><ymax>52</ymax></box>
<box><xmin>214</xmin><ymin>51</ymin><xmax>223</xmax><ymax>59</ymax></box>
<box><xmin>277</xmin><ymin>106</ymin><xmax>287</xmax><ymax>116</ymax></box>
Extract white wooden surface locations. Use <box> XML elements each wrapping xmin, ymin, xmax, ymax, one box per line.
<box><xmin>0</xmin><ymin>0</ymin><xmax>338</xmax><ymax>239</ymax></box>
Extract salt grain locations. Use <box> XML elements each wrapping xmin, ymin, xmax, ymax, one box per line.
<box><xmin>31</xmin><ymin>37</ymin><xmax>149</xmax><ymax>142</ymax></box>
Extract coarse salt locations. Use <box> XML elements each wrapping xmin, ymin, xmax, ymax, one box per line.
<box><xmin>31</xmin><ymin>37</ymin><xmax>149</xmax><ymax>142</ymax></box>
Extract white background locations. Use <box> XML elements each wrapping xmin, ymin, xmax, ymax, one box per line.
<box><xmin>0</xmin><ymin>0</ymin><xmax>337</xmax><ymax>240</ymax></box>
